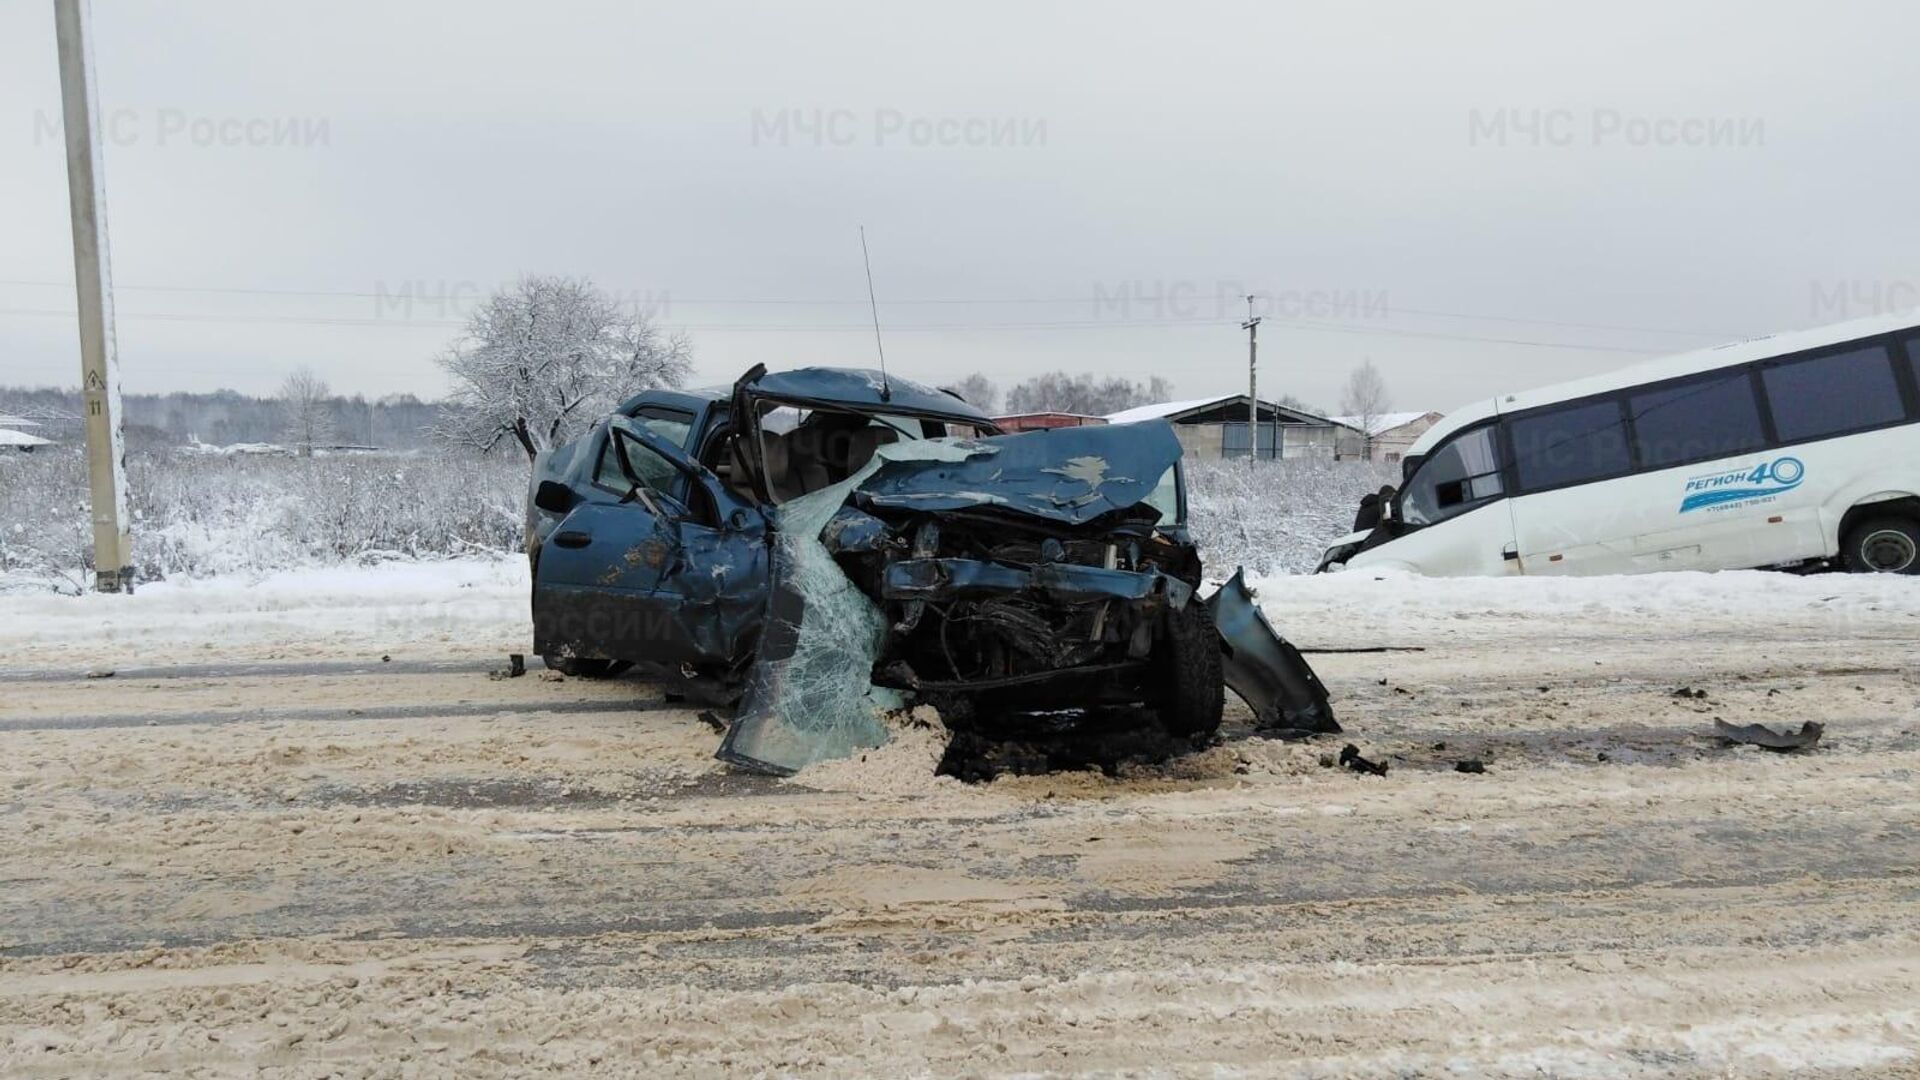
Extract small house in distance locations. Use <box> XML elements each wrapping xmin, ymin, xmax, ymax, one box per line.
<box><xmin>991</xmin><ymin>411</ymin><xmax>1109</xmax><ymax>433</ymax></box>
<box><xmin>1331</xmin><ymin>410</ymin><xmax>1444</xmax><ymax>463</ymax></box>
<box><xmin>1105</xmin><ymin>395</ymin><xmax>1344</xmax><ymax>460</ymax></box>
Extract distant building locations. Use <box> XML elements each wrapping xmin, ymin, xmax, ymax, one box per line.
<box><xmin>1331</xmin><ymin>410</ymin><xmax>1443</xmax><ymax>463</ymax></box>
<box><xmin>1106</xmin><ymin>395</ymin><xmax>1345</xmax><ymax>460</ymax></box>
<box><xmin>992</xmin><ymin>411</ymin><xmax>1109</xmax><ymax>433</ymax></box>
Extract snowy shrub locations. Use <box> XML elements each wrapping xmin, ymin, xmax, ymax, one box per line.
<box><xmin>1</xmin><ymin>448</ymin><xmax>525</xmax><ymax>591</ymax></box>
<box><xmin>0</xmin><ymin>442</ymin><xmax>1395</xmax><ymax>590</ymax></box>
<box><xmin>1184</xmin><ymin>457</ymin><xmax>1398</xmax><ymax>576</ymax></box>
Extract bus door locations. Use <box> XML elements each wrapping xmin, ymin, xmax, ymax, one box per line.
<box><xmin>1389</xmin><ymin>423</ymin><xmax>1521</xmax><ymax>576</ymax></box>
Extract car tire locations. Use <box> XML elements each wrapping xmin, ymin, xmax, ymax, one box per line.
<box><xmin>1151</xmin><ymin>601</ymin><xmax>1224</xmax><ymax>740</ymax></box>
<box><xmin>540</xmin><ymin>654</ymin><xmax>632</xmax><ymax>678</ymax></box>
<box><xmin>1842</xmin><ymin>517</ymin><xmax>1920</xmax><ymax>574</ymax></box>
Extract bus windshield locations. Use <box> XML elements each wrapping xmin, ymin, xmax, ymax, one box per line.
<box><xmin>1398</xmin><ymin>425</ymin><xmax>1504</xmax><ymax>527</ymax></box>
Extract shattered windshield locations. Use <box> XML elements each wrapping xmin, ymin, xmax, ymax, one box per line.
<box><xmin>1143</xmin><ymin>465</ymin><xmax>1181</xmax><ymax>525</ymax></box>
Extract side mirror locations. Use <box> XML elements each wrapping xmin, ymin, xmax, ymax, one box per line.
<box><xmin>534</xmin><ymin>480</ymin><xmax>574</xmax><ymax>515</ymax></box>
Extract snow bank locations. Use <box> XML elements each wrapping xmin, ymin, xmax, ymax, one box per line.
<box><xmin>1248</xmin><ymin>566</ymin><xmax>1920</xmax><ymax>645</ymax></box>
<box><xmin>7</xmin><ymin>551</ymin><xmax>1913</xmax><ymax>670</ymax></box>
<box><xmin>0</xmin><ymin>557</ymin><xmax>530</xmax><ymax>665</ymax></box>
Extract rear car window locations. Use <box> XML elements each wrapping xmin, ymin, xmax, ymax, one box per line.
<box><xmin>1630</xmin><ymin>370</ymin><xmax>1767</xmax><ymax>470</ymax></box>
<box><xmin>1508</xmin><ymin>399</ymin><xmax>1631</xmax><ymax>492</ymax></box>
<box><xmin>1761</xmin><ymin>344</ymin><xmax>1904</xmax><ymax>444</ymax></box>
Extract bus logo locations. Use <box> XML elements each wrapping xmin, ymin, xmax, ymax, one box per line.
<box><xmin>1679</xmin><ymin>456</ymin><xmax>1804</xmax><ymax>513</ymax></box>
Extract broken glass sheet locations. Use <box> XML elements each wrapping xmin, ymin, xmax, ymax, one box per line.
<box><xmin>718</xmin><ymin>438</ymin><xmax>989</xmax><ymax>775</ymax></box>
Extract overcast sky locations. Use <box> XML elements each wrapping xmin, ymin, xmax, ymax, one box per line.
<box><xmin>4</xmin><ymin>0</ymin><xmax>1918</xmax><ymax>413</ymax></box>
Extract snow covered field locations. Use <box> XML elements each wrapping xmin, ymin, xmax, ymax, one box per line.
<box><xmin>3</xmin><ymin>561</ymin><xmax>1919</xmax><ymax>1077</ymax></box>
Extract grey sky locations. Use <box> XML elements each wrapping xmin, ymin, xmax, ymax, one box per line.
<box><xmin>4</xmin><ymin>0</ymin><xmax>1918</xmax><ymax>413</ymax></box>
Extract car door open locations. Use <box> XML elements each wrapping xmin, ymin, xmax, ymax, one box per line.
<box><xmin>531</xmin><ymin>418</ymin><xmax>769</xmax><ymax>670</ymax></box>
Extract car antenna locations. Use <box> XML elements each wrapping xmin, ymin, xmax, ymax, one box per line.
<box><xmin>859</xmin><ymin>225</ymin><xmax>891</xmax><ymax>402</ymax></box>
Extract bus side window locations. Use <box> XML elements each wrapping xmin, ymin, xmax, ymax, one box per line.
<box><xmin>1400</xmin><ymin>426</ymin><xmax>1504</xmax><ymax>526</ymax></box>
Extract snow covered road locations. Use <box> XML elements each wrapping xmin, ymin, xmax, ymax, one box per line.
<box><xmin>3</xmin><ymin>560</ymin><xmax>1919</xmax><ymax>1076</ymax></box>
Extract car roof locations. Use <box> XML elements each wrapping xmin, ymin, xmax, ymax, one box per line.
<box><xmin>743</xmin><ymin>367</ymin><xmax>991</xmax><ymax>422</ymax></box>
<box><xmin>616</xmin><ymin>386</ymin><xmax>724</xmax><ymax>415</ymax></box>
<box><xmin>621</xmin><ymin>367</ymin><xmax>992</xmax><ymax>424</ymax></box>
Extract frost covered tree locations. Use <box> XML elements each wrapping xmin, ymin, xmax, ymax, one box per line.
<box><xmin>433</xmin><ymin>276</ymin><xmax>692</xmax><ymax>460</ymax></box>
<box><xmin>1004</xmin><ymin>372</ymin><xmax>1173</xmax><ymax>416</ymax></box>
<box><xmin>946</xmin><ymin>373</ymin><xmax>1001</xmax><ymax>414</ymax></box>
<box><xmin>1339</xmin><ymin>360</ymin><xmax>1391</xmax><ymax>456</ymax></box>
<box><xmin>279</xmin><ymin>368</ymin><xmax>336</xmax><ymax>456</ymax></box>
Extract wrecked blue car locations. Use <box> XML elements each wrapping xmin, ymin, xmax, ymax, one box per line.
<box><xmin>527</xmin><ymin>364</ymin><xmax>1334</xmax><ymax>774</ymax></box>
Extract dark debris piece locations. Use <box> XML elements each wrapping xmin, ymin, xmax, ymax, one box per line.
<box><xmin>1671</xmin><ymin>686</ymin><xmax>1708</xmax><ymax>700</ymax></box>
<box><xmin>1338</xmin><ymin>744</ymin><xmax>1389</xmax><ymax>777</ymax></box>
<box><xmin>1713</xmin><ymin>719</ymin><xmax>1823</xmax><ymax>752</ymax></box>
<box><xmin>1454</xmin><ymin>759</ymin><xmax>1487</xmax><ymax>774</ymax></box>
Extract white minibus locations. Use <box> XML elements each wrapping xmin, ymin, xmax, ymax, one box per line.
<box><xmin>1318</xmin><ymin>312</ymin><xmax>1920</xmax><ymax>576</ymax></box>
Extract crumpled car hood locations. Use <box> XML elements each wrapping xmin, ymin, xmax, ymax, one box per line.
<box><xmin>853</xmin><ymin>420</ymin><xmax>1183</xmax><ymax>526</ymax></box>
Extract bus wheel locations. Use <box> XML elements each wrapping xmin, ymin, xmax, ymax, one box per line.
<box><xmin>1843</xmin><ymin>517</ymin><xmax>1920</xmax><ymax>574</ymax></box>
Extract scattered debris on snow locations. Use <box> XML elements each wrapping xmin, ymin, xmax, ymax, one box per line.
<box><xmin>1714</xmin><ymin>718</ymin><xmax>1825</xmax><ymax>752</ymax></box>
<box><xmin>1337</xmin><ymin>744</ymin><xmax>1389</xmax><ymax>777</ymax></box>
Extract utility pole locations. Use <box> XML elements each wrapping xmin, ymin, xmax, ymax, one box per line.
<box><xmin>53</xmin><ymin>0</ymin><xmax>133</xmax><ymax>593</ymax></box>
<box><xmin>1241</xmin><ymin>295</ymin><xmax>1261</xmax><ymax>464</ymax></box>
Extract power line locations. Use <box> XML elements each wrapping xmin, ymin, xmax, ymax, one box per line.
<box><xmin>0</xmin><ymin>277</ymin><xmax>1736</xmax><ymax>339</ymax></box>
<box><xmin>0</xmin><ymin>303</ymin><xmax>1667</xmax><ymax>354</ymax></box>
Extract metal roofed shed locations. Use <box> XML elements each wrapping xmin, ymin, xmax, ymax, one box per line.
<box><xmin>1106</xmin><ymin>395</ymin><xmax>1347</xmax><ymax>460</ymax></box>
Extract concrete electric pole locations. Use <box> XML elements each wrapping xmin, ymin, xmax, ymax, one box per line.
<box><xmin>1241</xmin><ymin>295</ymin><xmax>1261</xmax><ymax>463</ymax></box>
<box><xmin>53</xmin><ymin>0</ymin><xmax>134</xmax><ymax>592</ymax></box>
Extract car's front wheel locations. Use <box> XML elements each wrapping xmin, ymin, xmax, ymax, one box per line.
<box><xmin>1150</xmin><ymin>601</ymin><xmax>1224</xmax><ymax>740</ymax></box>
<box><xmin>1843</xmin><ymin>517</ymin><xmax>1920</xmax><ymax>574</ymax></box>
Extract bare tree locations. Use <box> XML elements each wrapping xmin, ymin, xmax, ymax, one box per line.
<box><xmin>947</xmin><ymin>372</ymin><xmax>1001</xmax><ymax>414</ymax></box>
<box><xmin>1271</xmin><ymin>393</ymin><xmax>1324</xmax><ymax>417</ymax></box>
<box><xmin>1004</xmin><ymin>372</ymin><xmax>1173</xmax><ymax>416</ymax></box>
<box><xmin>1339</xmin><ymin>359</ymin><xmax>1391</xmax><ymax>458</ymax></box>
<box><xmin>279</xmin><ymin>367</ymin><xmax>335</xmax><ymax>456</ymax></box>
<box><xmin>433</xmin><ymin>276</ymin><xmax>692</xmax><ymax>461</ymax></box>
